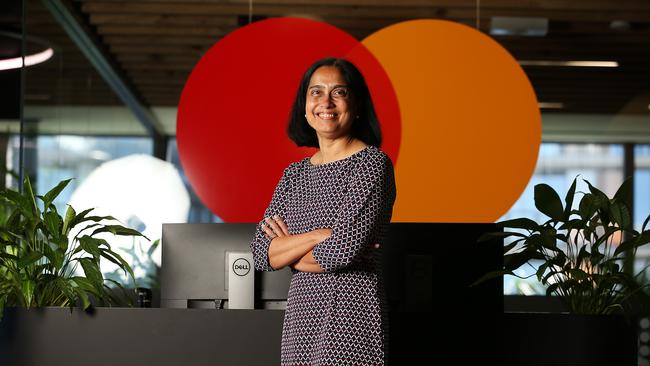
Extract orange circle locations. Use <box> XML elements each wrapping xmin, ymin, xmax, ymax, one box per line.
<box><xmin>362</xmin><ymin>20</ymin><xmax>541</xmax><ymax>222</ymax></box>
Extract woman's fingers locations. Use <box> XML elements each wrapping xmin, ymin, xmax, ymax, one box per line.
<box><xmin>261</xmin><ymin>224</ymin><xmax>274</xmax><ymax>239</ymax></box>
<box><xmin>273</xmin><ymin>215</ymin><xmax>290</xmax><ymax>236</ymax></box>
<box><xmin>261</xmin><ymin>215</ymin><xmax>291</xmax><ymax>240</ymax></box>
<box><xmin>264</xmin><ymin>217</ymin><xmax>285</xmax><ymax>237</ymax></box>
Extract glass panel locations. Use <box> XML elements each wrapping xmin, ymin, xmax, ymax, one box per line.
<box><xmin>167</xmin><ymin>138</ymin><xmax>221</xmax><ymax>223</ymax></box>
<box><xmin>22</xmin><ymin>1</ymin><xmax>155</xmax><ymax>288</ymax></box>
<box><xmin>634</xmin><ymin>145</ymin><xmax>650</xmax><ymax>283</ymax></box>
<box><xmin>501</xmin><ymin>143</ymin><xmax>624</xmax><ymax>295</ymax></box>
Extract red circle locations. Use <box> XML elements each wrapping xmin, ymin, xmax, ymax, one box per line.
<box><xmin>177</xmin><ymin>17</ymin><xmax>400</xmax><ymax>222</ymax></box>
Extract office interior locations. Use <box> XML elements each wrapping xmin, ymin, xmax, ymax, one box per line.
<box><xmin>0</xmin><ymin>0</ymin><xmax>649</xmax><ymax>365</ymax></box>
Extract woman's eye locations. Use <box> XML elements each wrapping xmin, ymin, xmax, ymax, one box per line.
<box><xmin>310</xmin><ymin>90</ymin><xmax>321</xmax><ymax>96</ymax></box>
<box><xmin>334</xmin><ymin>89</ymin><xmax>348</xmax><ymax>97</ymax></box>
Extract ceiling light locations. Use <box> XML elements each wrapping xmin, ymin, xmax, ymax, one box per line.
<box><xmin>0</xmin><ymin>31</ymin><xmax>55</xmax><ymax>71</ymax></box>
<box><xmin>609</xmin><ymin>20</ymin><xmax>631</xmax><ymax>31</ymax></box>
<box><xmin>0</xmin><ymin>48</ymin><xmax>54</xmax><ymax>71</ymax></box>
<box><xmin>490</xmin><ymin>17</ymin><xmax>548</xmax><ymax>37</ymax></box>
<box><xmin>519</xmin><ymin>60</ymin><xmax>618</xmax><ymax>67</ymax></box>
<box><xmin>538</xmin><ymin>102</ymin><xmax>564</xmax><ymax>109</ymax></box>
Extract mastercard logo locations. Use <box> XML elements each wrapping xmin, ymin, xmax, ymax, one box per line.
<box><xmin>177</xmin><ymin>17</ymin><xmax>541</xmax><ymax>223</ymax></box>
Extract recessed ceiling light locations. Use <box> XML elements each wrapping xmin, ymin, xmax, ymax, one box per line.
<box><xmin>519</xmin><ymin>60</ymin><xmax>618</xmax><ymax>67</ymax></box>
<box><xmin>538</xmin><ymin>102</ymin><xmax>564</xmax><ymax>109</ymax></box>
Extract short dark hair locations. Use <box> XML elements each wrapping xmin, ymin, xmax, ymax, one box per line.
<box><xmin>287</xmin><ymin>57</ymin><xmax>382</xmax><ymax>148</ymax></box>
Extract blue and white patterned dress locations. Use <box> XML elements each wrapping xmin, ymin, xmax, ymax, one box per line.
<box><xmin>250</xmin><ymin>145</ymin><xmax>396</xmax><ymax>365</ymax></box>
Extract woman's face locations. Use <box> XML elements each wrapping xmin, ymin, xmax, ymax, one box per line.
<box><xmin>305</xmin><ymin>66</ymin><xmax>356</xmax><ymax>140</ymax></box>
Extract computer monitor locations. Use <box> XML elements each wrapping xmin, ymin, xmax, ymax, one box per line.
<box><xmin>160</xmin><ymin>223</ymin><xmax>292</xmax><ymax>309</ymax></box>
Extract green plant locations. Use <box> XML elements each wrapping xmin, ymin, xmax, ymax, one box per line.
<box><xmin>477</xmin><ymin>176</ymin><xmax>650</xmax><ymax>315</ymax></box>
<box><xmin>104</xmin><ymin>238</ymin><xmax>160</xmax><ymax>290</ymax></box>
<box><xmin>0</xmin><ymin>177</ymin><xmax>148</xmax><ymax>320</ymax></box>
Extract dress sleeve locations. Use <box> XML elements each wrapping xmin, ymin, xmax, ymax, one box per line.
<box><xmin>250</xmin><ymin>164</ymin><xmax>294</xmax><ymax>272</ymax></box>
<box><xmin>312</xmin><ymin>154</ymin><xmax>396</xmax><ymax>273</ymax></box>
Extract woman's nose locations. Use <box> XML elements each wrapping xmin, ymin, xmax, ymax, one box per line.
<box><xmin>322</xmin><ymin>93</ymin><xmax>336</xmax><ymax>107</ymax></box>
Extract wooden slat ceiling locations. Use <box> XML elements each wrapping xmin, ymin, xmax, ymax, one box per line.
<box><xmin>22</xmin><ymin>0</ymin><xmax>650</xmax><ymax>115</ymax></box>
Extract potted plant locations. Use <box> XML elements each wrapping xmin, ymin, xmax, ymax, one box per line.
<box><xmin>0</xmin><ymin>177</ymin><xmax>148</xmax><ymax>320</ymax></box>
<box><xmin>477</xmin><ymin>176</ymin><xmax>650</xmax><ymax>365</ymax></box>
<box><xmin>479</xmin><ymin>176</ymin><xmax>650</xmax><ymax>313</ymax></box>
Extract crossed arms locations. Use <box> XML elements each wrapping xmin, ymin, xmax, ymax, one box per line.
<box><xmin>262</xmin><ymin>215</ymin><xmax>331</xmax><ymax>273</ymax></box>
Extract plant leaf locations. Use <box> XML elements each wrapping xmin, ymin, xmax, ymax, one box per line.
<box><xmin>534</xmin><ymin>184</ymin><xmax>564</xmax><ymax>220</ymax></box>
<box><xmin>68</xmin><ymin>211</ymin><xmax>121</xmax><ymax>234</ymax></box>
<box><xmin>71</xmin><ymin>276</ymin><xmax>102</xmax><ymax>297</ymax></box>
<box><xmin>609</xmin><ymin>199</ymin><xmax>631</xmax><ymax>229</ymax></box>
<box><xmin>584</xmin><ymin>179</ymin><xmax>612</xmax><ymax>226</ymax></box>
<box><xmin>642</xmin><ymin>214</ymin><xmax>650</xmax><ymax>232</ymax></box>
<box><xmin>503</xmin><ymin>238</ymin><xmax>526</xmax><ymax>254</ymax></box>
<box><xmin>78</xmin><ymin>257</ymin><xmax>104</xmax><ymax>291</ymax></box>
<box><xmin>147</xmin><ymin>239</ymin><xmax>160</xmax><ymax>257</ymax></box>
<box><xmin>23</xmin><ymin>176</ymin><xmax>41</xmax><ymax>218</ymax></box>
<box><xmin>497</xmin><ymin>218</ymin><xmax>540</xmax><ymax>231</ymax></box>
<box><xmin>540</xmin><ymin>227</ymin><xmax>558</xmax><ymax>250</ymax></box>
<box><xmin>91</xmin><ymin>225</ymin><xmax>148</xmax><ymax>240</ymax></box>
<box><xmin>43</xmin><ymin>211</ymin><xmax>63</xmax><ymax>237</ymax></box>
<box><xmin>71</xmin><ymin>285</ymin><xmax>91</xmax><ymax>310</ymax></box>
<box><xmin>78</xmin><ymin>236</ymin><xmax>103</xmax><ymax>260</ymax></box>
<box><xmin>504</xmin><ymin>250</ymin><xmax>544</xmax><ymax>272</ymax></box>
<box><xmin>470</xmin><ymin>270</ymin><xmax>508</xmax><ymax>286</ymax></box>
<box><xmin>100</xmin><ymin>248</ymin><xmax>135</xmax><ymax>284</ymax></box>
<box><xmin>22</xmin><ymin>279</ymin><xmax>35</xmax><ymax>307</ymax></box>
<box><xmin>568</xmin><ymin>268</ymin><xmax>589</xmax><ymax>281</ymax></box>
<box><xmin>564</xmin><ymin>177</ymin><xmax>577</xmax><ymax>219</ymax></box>
<box><xmin>41</xmin><ymin>179</ymin><xmax>72</xmax><ymax>211</ymax></box>
<box><xmin>104</xmin><ymin>278</ymin><xmax>134</xmax><ymax>307</ymax></box>
<box><xmin>536</xmin><ymin>261</ymin><xmax>550</xmax><ymax>282</ymax></box>
<box><xmin>2</xmin><ymin>189</ymin><xmax>34</xmax><ymax>220</ymax></box>
<box><xmin>62</xmin><ymin>205</ymin><xmax>77</xmax><ymax>236</ymax></box>
<box><xmin>578</xmin><ymin>193</ymin><xmax>598</xmax><ymax>221</ymax></box>
<box><xmin>546</xmin><ymin>283</ymin><xmax>560</xmax><ymax>296</ymax></box>
<box><xmin>615</xmin><ymin>231</ymin><xmax>650</xmax><ymax>255</ymax></box>
<box><xmin>18</xmin><ymin>251</ymin><xmax>43</xmax><ymax>269</ymax></box>
<box><xmin>613</xmin><ymin>176</ymin><xmax>632</xmax><ymax>204</ymax></box>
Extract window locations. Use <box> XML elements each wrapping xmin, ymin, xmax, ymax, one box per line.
<box><xmin>501</xmin><ymin>143</ymin><xmax>624</xmax><ymax>295</ymax></box>
<box><xmin>634</xmin><ymin>145</ymin><xmax>650</xmax><ymax>281</ymax></box>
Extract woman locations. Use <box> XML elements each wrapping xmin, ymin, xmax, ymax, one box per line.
<box><xmin>250</xmin><ymin>57</ymin><xmax>396</xmax><ymax>365</ymax></box>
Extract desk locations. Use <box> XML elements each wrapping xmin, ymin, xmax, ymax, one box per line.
<box><xmin>0</xmin><ymin>307</ymin><xmax>283</xmax><ymax>366</ymax></box>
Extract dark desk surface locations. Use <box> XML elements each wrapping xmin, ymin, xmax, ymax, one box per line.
<box><xmin>1</xmin><ymin>307</ymin><xmax>505</xmax><ymax>365</ymax></box>
<box><xmin>0</xmin><ymin>307</ymin><xmax>284</xmax><ymax>366</ymax></box>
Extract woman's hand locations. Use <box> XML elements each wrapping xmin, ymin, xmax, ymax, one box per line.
<box><xmin>263</xmin><ymin>217</ymin><xmax>336</xmax><ymax>271</ymax></box>
<box><xmin>261</xmin><ymin>215</ymin><xmax>290</xmax><ymax>240</ymax></box>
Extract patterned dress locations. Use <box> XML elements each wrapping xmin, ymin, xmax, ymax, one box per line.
<box><xmin>250</xmin><ymin>145</ymin><xmax>396</xmax><ymax>366</ymax></box>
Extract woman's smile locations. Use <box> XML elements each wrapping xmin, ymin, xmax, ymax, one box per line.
<box><xmin>316</xmin><ymin>112</ymin><xmax>337</xmax><ymax>120</ymax></box>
